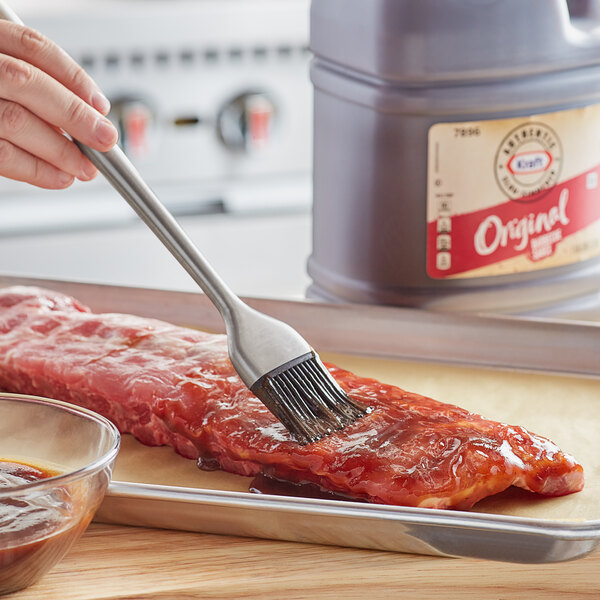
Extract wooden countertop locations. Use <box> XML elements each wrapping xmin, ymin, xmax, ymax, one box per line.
<box><xmin>7</xmin><ymin>523</ymin><xmax>599</xmax><ymax>599</ymax></box>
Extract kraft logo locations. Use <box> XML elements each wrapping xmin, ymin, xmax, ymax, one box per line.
<box><xmin>507</xmin><ymin>150</ymin><xmax>553</xmax><ymax>175</ymax></box>
<box><xmin>494</xmin><ymin>122</ymin><xmax>562</xmax><ymax>201</ymax></box>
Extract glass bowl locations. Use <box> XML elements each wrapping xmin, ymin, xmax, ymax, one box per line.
<box><xmin>0</xmin><ymin>393</ymin><xmax>120</xmax><ymax>595</ymax></box>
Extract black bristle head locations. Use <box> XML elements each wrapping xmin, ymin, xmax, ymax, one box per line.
<box><xmin>251</xmin><ymin>353</ymin><xmax>371</xmax><ymax>445</ymax></box>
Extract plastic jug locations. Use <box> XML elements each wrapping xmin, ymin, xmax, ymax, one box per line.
<box><xmin>309</xmin><ymin>0</ymin><xmax>600</xmax><ymax>311</ymax></box>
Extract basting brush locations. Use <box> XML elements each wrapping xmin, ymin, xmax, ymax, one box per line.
<box><xmin>0</xmin><ymin>1</ymin><xmax>369</xmax><ymax>444</ymax></box>
<box><xmin>80</xmin><ymin>144</ymin><xmax>370</xmax><ymax>443</ymax></box>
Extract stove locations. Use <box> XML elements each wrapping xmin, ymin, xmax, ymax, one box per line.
<box><xmin>0</xmin><ymin>0</ymin><xmax>312</xmax><ymax>234</ymax></box>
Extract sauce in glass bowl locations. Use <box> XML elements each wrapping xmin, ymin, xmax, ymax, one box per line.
<box><xmin>0</xmin><ymin>393</ymin><xmax>120</xmax><ymax>596</ymax></box>
<box><xmin>0</xmin><ymin>460</ymin><xmax>88</xmax><ymax>595</ymax></box>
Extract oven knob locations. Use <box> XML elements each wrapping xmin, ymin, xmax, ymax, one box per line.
<box><xmin>217</xmin><ymin>92</ymin><xmax>276</xmax><ymax>153</ymax></box>
<box><xmin>109</xmin><ymin>98</ymin><xmax>155</xmax><ymax>161</ymax></box>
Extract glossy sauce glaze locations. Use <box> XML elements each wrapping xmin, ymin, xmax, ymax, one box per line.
<box><xmin>0</xmin><ymin>286</ymin><xmax>585</xmax><ymax>510</ymax></box>
<box><xmin>0</xmin><ymin>460</ymin><xmax>79</xmax><ymax>595</ymax></box>
<box><xmin>248</xmin><ymin>473</ymin><xmax>367</xmax><ymax>502</ymax></box>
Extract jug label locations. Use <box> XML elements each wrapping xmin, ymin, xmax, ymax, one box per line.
<box><xmin>426</xmin><ymin>104</ymin><xmax>600</xmax><ymax>279</ymax></box>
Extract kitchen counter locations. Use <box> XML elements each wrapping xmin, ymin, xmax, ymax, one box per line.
<box><xmin>0</xmin><ymin>211</ymin><xmax>313</xmax><ymax>301</ymax></box>
<box><xmin>8</xmin><ymin>523</ymin><xmax>599</xmax><ymax>599</ymax></box>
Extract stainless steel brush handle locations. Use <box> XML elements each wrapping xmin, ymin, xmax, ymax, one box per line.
<box><xmin>0</xmin><ymin>1</ymin><xmax>19</xmax><ymax>23</ymax></box>
<box><xmin>0</xmin><ymin>3</ymin><xmax>239</xmax><ymax>320</ymax></box>
<box><xmin>0</xmin><ymin>0</ymin><xmax>311</xmax><ymax>392</ymax></box>
<box><xmin>76</xmin><ymin>143</ymin><xmax>243</xmax><ymax>320</ymax></box>
<box><xmin>79</xmin><ymin>144</ymin><xmax>311</xmax><ymax>389</ymax></box>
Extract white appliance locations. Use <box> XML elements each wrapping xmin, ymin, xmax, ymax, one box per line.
<box><xmin>1</xmin><ymin>0</ymin><xmax>312</xmax><ymax>234</ymax></box>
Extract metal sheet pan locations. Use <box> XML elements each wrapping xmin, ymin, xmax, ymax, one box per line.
<box><xmin>1</xmin><ymin>275</ymin><xmax>599</xmax><ymax>563</ymax></box>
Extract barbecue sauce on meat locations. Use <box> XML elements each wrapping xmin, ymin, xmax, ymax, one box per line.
<box><xmin>0</xmin><ymin>460</ymin><xmax>79</xmax><ymax>595</ymax></box>
<box><xmin>0</xmin><ymin>286</ymin><xmax>585</xmax><ymax>510</ymax></box>
<box><xmin>249</xmin><ymin>473</ymin><xmax>366</xmax><ymax>502</ymax></box>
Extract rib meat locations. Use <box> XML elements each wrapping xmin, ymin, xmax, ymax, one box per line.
<box><xmin>0</xmin><ymin>286</ymin><xmax>584</xmax><ymax>509</ymax></box>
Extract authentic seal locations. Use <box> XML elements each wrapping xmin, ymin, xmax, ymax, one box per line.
<box><xmin>494</xmin><ymin>122</ymin><xmax>562</xmax><ymax>202</ymax></box>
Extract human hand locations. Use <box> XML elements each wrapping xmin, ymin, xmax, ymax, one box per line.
<box><xmin>0</xmin><ymin>20</ymin><xmax>118</xmax><ymax>189</ymax></box>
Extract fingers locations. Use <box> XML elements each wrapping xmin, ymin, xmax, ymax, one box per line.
<box><xmin>0</xmin><ymin>99</ymin><xmax>97</xmax><ymax>183</ymax></box>
<box><xmin>0</xmin><ymin>53</ymin><xmax>118</xmax><ymax>153</ymax></box>
<box><xmin>0</xmin><ymin>20</ymin><xmax>110</xmax><ymax>115</ymax></box>
<box><xmin>0</xmin><ymin>139</ymin><xmax>75</xmax><ymax>190</ymax></box>
<box><xmin>0</xmin><ymin>21</ymin><xmax>118</xmax><ymax>189</ymax></box>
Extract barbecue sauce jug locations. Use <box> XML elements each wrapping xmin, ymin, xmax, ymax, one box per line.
<box><xmin>308</xmin><ymin>0</ymin><xmax>600</xmax><ymax>312</ymax></box>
